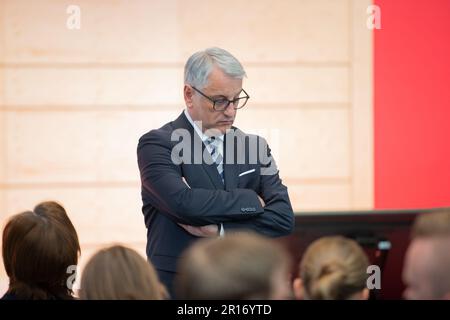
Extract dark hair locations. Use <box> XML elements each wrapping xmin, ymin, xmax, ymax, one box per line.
<box><xmin>33</xmin><ymin>201</ymin><xmax>81</xmax><ymax>255</ymax></box>
<box><xmin>2</xmin><ymin>202</ymin><xmax>80</xmax><ymax>299</ymax></box>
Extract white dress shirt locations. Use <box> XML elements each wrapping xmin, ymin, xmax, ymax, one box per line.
<box><xmin>184</xmin><ymin>109</ymin><xmax>225</xmax><ymax>236</ymax></box>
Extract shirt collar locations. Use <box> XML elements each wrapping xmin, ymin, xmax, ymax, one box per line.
<box><xmin>184</xmin><ymin>109</ymin><xmax>224</xmax><ymax>142</ymax></box>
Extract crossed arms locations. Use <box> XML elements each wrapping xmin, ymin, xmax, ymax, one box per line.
<box><xmin>137</xmin><ymin>129</ymin><xmax>294</xmax><ymax>237</ymax></box>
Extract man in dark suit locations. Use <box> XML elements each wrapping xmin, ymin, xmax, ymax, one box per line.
<box><xmin>137</xmin><ymin>47</ymin><xmax>294</xmax><ymax>298</ymax></box>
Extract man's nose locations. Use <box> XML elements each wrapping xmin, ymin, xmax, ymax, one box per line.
<box><xmin>223</xmin><ymin>102</ymin><xmax>236</xmax><ymax>117</ymax></box>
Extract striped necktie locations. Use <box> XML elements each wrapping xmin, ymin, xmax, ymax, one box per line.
<box><xmin>205</xmin><ymin>136</ymin><xmax>224</xmax><ymax>183</ymax></box>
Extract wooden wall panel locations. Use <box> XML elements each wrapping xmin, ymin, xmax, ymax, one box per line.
<box><xmin>5</xmin><ymin>110</ymin><xmax>179</xmax><ymax>183</ymax></box>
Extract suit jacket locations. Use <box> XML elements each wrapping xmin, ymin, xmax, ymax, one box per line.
<box><xmin>137</xmin><ymin>112</ymin><xmax>294</xmax><ymax>273</ymax></box>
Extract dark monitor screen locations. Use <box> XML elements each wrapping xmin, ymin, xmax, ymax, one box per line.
<box><xmin>278</xmin><ymin>207</ymin><xmax>448</xmax><ymax>299</ymax></box>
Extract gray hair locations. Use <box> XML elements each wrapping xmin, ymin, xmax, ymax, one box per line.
<box><xmin>184</xmin><ymin>47</ymin><xmax>246</xmax><ymax>89</ymax></box>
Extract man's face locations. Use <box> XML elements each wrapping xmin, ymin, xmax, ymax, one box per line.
<box><xmin>402</xmin><ymin>239</ymin><xmax>437</xmax><ymax>299</ymax></box>
<box><xmin>185</xmin><ymin>66</ymin><xmax>243</xmax><ymax>135</ymax></box>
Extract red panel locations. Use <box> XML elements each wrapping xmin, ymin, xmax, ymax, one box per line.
<box><xmin>374</xmin><ymin>0</ymin><xmax>450</xmax><ymax>209</ymax></box>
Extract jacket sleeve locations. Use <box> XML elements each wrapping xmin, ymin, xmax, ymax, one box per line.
<box><xmin>222</xmin><ymin>138</ymin><xmax>295</xmax><ymax>237</ymax></box>
<box><xmin>137</xmin><ymin>129</ymin><xmax>264</xmax><ymax>226</ymax></box>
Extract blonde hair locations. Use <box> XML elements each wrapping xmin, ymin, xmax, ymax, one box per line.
<box><xmin>176</xmin><ymin>232</ymin><xmax>290</xmax><ymax>299</ymax></box>
<box><xmin>300</xmin><ymin>236</ymin><xmax>369</xmax><ymax>300</ymax></box>
<box><xmin>80</xmin><ymin>245</ymin><xmax>165</xmax><ymax>300</ymax></box>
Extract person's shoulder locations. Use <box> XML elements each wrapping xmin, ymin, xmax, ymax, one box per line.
<box><xmin>139</xmin><ymin>121</ymin><xmax>173</xmax><ymax>142</ymax></box>
<box><xmin>138</xmin><ymin>112</ymin><xmax>191</xmax><ymax>147</ymax></box>
<box><xmin>137</xmin><ymin>116</ymin><xmax>185</xmax><ymax>150</ymax></box>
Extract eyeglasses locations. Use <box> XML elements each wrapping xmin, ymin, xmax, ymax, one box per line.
<box><xmin>192</xmin><ymin>86</ymin><xmax>250</xmax><ymax>111</ymax></box>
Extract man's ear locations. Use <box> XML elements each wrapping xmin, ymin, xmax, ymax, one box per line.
<box><xmin>184</xmin><ymin>85</ymin><xmax>194</xmax><ymax>109</ymax></box>
<box><xmin>293</xmin><ymin>277</ymin><xmax>305</xmax><ymax>300</ymax></box>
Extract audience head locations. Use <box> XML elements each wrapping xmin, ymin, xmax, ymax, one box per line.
<box><xmin>2</xmin><ymin>201</ymin><xmax>80</xmax><ymax>299</ymax></box>
<box><xmin>33</xmin><ymin>201</ymin><xmax>81</xmax><ymax>255</ymax></box>
<box><xmin>175</xmin><ymin>232</ymin><xmax>291</xmax><ymax>300</ymax></box>
<box><xmin>294</xmin><ymin>236</ymin><xmax>369</xmax><ymax>300</ymax></box>
<box><xmin>79</xmin><ymin>245</ymin><xmax>165</xmax><ymax>300</ymax></box>
<box><xmin>402</xmin><ymin>210</ymin><xmax>450</xmax><ymax>300</ymax></box>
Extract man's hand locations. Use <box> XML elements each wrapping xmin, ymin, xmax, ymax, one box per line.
<box><xmin>258</xmin><ymin>195</ymin><xmax>266</xmax><ymax>207</ymax></box>
<box><xmin>178</xmin><ymin>223</ymin><xmax>218</xmax><ymax>237</ymax></box>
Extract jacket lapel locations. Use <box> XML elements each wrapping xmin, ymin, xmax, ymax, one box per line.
<box><xmin>174</xmin><ymin>112</ymin><xmax>224</xmax><ymax>190</ymax></box>
<box><xmin>223</xmin><ymin>130</ymin><xmax>239</xmax><ymax>190</ymax></box>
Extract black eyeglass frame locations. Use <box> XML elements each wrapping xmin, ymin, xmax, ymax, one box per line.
<box><xmin>191</xmin><ymin>86</ymin><xmax>250</xmax><ymax>111</ymax></box>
